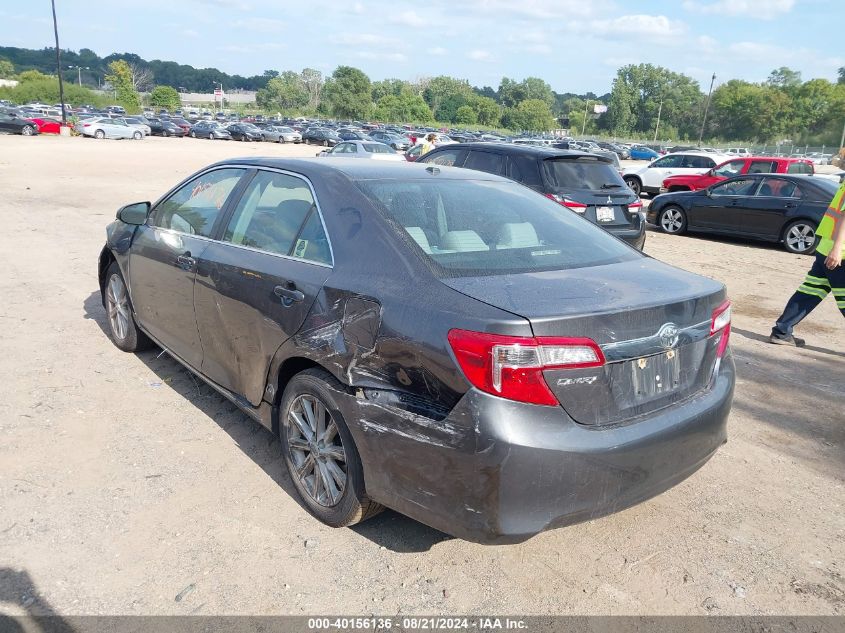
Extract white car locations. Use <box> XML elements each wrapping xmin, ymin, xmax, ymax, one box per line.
<box><xmin>120</xmin><ymin>117</ymin><xmax>152</xmax><ymax>136</ymax></box>
<box><xmin>317</xmin><ymin>140</ymin><xmax>404</xmax><ymax>161</ymax></box>
<box><xmin>78</xmin><ymin>117</ymin><xmax>144</xmax><ymax>140</ymax></box>
<box><xmin>623</xmin><ymin>151</ymin><xmax>728</xmax><ymax>197</ymax></box>
<box><xmin>725</xmin><ymin>147</ymin><xmax>751</xmax><ymax>157</ymax></box>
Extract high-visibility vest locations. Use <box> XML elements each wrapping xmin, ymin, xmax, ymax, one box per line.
<box><xmin>817</xmin><ymin>181</ymin><xmax>845</xmax><ymax>258</ymax></box>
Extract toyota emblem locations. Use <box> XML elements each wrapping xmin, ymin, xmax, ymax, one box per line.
<box><xmin>657</xmin><ymin>323</ymin><xmax>680</xmax><ymax>349</ymax></box>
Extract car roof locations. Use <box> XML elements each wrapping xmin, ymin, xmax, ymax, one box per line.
<box><xmin>428</xmin><ymin>142</ymin><xmax>607</xmax><ymax>162</ymax></box>
<box><xmin>210</xmin><ymin>157</ymin><xmax>513</xmax><ymax>182</ymax></box>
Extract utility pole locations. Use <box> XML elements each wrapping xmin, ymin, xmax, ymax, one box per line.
<box><xmin>582</xmin><ymin>100</ymin><xmax>590</xmax><ymax>136</ymax></box>
<box><xmin>50</xmin><ymin>0</ymin><xmax>66</xmax><ymax>127</ymax></box>
<box><xmin>698</xmin><ymin>72</ymin><xmax>716</xmax><ymax>148</ymax></box>
<box><xmin>653</xmin><ymin>98</ymin><xmax>663</xmax><ymax>143</ymax></box>
<box><xmin>839</xmin><ymin>118</ymin><xmax>845</xmax><ymax>153</ymax></box>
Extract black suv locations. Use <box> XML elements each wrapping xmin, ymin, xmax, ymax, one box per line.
<box><xmin>418</xmin><ymin>143</ymin><xmax>645</xmax><ymax>249</ymax></box>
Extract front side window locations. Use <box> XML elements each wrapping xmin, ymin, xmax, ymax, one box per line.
<box><xmin>222</xmin><ymin>170</ymin><xmax>331</xmax><ymax>265</ymax></box>
<box><xmin>151</xmin><ymin>168</ymin><xmax>245</xmax><ymax>236</ymax></box>
<box><xmin>714</xmin><ymin>160</ymin><xmax>745</xmax><ymax>177</ymax></box>
<box><xmin>464</xmin><ymin>151</ymin><xmax>506</xmax><ymax>176</ymax></box>
<box><xmin>711</xmin><ymin>178</ymin><xmax>758</xmax><ymax>196</ymax></box>
<box><xmin>421</xmin><ymin>148</ymin><xmax>467</xmax><ymax>167</ymax></box>
<box><xmin>651</xmin><ymin>155</ymin><xmax>681</xmax><ymax>169</ymax></box>
<box><xmin>357</xmin><ymin>178</ymin><xmax>638</xmax><ymax>276</ymax></box>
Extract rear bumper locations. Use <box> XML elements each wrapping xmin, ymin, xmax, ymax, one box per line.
<box><xmin>345</xmin><ymin>351</ymin><xmax>734</xmax><ymax>543</ymax></box>
<box><xmin>606</xmin><ymin>223</ymin><xmax>646</xmax><ymax>250</ymax></box>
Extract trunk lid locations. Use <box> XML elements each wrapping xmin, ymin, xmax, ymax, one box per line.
<box><xmin>443</xmin><ymin>258</ymin><xmax>726</xmax><ymax>426</ymax></box>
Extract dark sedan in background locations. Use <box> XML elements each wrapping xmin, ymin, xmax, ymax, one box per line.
<box><xmin>0</xmin><ymin>110</ymin><xmax>39</xmax><ymax>135</ymax></box>
<box><xmin>97</xmin><ymin>160</ymin><xmax>734</xmax><ymax>543</ymax></box>
<box><xmin>148</xmin><ymin>118</ymin><xmax>187</xmax><ymax>137</ymax></box>
<box><xmin>418</xmin><ymin>143</ymin><xmax>646</xmax><ymax>249</ymax></box>
<box><xmin>189</xmin><ymin>121</ymin><xmax>232</xmax><ymax>140</ymax></box>
<box><xmin>227</xmin><ymin>122</ymin><xmax>263</xmax><ymax>142</ymax></box>
<box><xmin>302</xmin><ymin>128</ymin><xmax>341</xmax><ymax>146</ymax></box>
<box><xmin>648</xmin><ymin>174</ymin><xmax>837</xmax><ymax>254</ymax></box>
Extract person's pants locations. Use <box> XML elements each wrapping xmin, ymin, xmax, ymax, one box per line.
<box><xmin>772</xmin><ymin>253</ymin><xmax>845</xmax><ymax>337</ymax></box>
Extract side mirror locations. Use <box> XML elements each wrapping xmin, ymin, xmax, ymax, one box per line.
<box><xmin>704</xmin><ymin>188</ymin><xmax>712</xmax><ymax>197</ymax></box>
<box><xmin>707</xmin><ymin>169</ymin><xmax>715</xmax><ymax>176</ymax></box>
<box><xmin>117</xmin><ymin>201</ymin><xmax>150</xmax><ymax>225</ymax></box>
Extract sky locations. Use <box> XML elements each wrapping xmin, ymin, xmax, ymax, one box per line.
<box><xmin>1</xmin><ymin>0</ymin><xmax>843</xmax><ymax>94</ymax></box>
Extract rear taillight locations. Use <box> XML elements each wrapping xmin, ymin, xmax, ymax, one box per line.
<box><xmin>710</xmin><ymin>300</ymin><xmax>732</xmax><ymax>358</ymax></box>
<box><xmin>545</xmin><ymin>193</ymin><xmax>588</xmax><ymax>213</ymax></box>
<box><xmin>447</xmin><ymin>329</ymin><xmax>605</xmax><ymax>406</ymax></box>
<box><xmin>627</xmin><ymin>200</ymin><xmax>643</xmax><ymax>214</ymax></box>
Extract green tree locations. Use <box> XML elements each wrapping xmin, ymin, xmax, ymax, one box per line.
<box><xmin>839</xmin><ymin>67</ymin><xmax>845</xmax><ymax>85</ymax></box>
<box><xmin>323</xmin><ymin>66</ymin><xmax>371</xmax><ymax>119</ymax></box>
<box><xmin>469</xmin><ymin>95</ymin><xmax>500</xmax><ymax>126</ymax></box>
<box><xmin>502</xmin><ymin>99</ymin><xmax>555</xmax><ymax>132</ymax></box>
<box><xmin>17</xmin><ymin>69</ymin><xmax>51</xmax><ymax>83</ymax></box>
<box><xmin>767</xmin><ymin>67</ymin><xmax>802</xmax><ymax>91</ymax></box>
<box><xmin>422</xmin><ymin>76</ymin><xmax>474</xmax><ymax>117</ymax></box>
<box><xmin>256</xmin><ymin>71</ymin><xmax>308</xmax><ymax>112</ymax></box>
<box><xmin>373</xmin><ymin>90</ymin><xmax>433</xmax><ymax>122</ymax></box>
<box><xmin>498</xmin><ymin>76</ymin><xmax>555</xmax><ymax>109</ymax></box>
<box><xmin>371</xmin><ymin>78</ymin><xmax>405</xmax><ymax>102</ymax></box>
<box><xmin>455</xmin><ymin>105</ymin><xmax>477</xmax><ymax>125</ymax></box>
<box><xmin>105</xmin><ymin>60</ymin><xmax>140</xmax><ymax>112</ymax></box>
<box><xmin>149</xmin><ymin>85</ymin><xmax>181</xmax><ymax>110</ymax></box>
<box><xmin>709</xmin><ymin>79</ymin><xmax>792</xmax><ymax>142</ymax></box>
<box><xmin>300</xmin><ymin>67</ymin><xmax>323</xmax><ymax>110</ymax></box>
<box><xmin>0</xmin><ymin>58</ymin><xmax>14</xmax><ymax>79</ymax></box>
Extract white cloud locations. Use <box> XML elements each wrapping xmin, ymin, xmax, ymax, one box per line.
<box><xmin>335</xmin><ymin>33</ymin><xmax>403</xmax><ymax>48</ymax></box>
<box><xmin>355</xmin><ymin>51</ymin><xmax>408</xmax><ymax>62</ymax></box>
<box><xmin>427</xmin><ymin>47</ymin><xmax>448</xmax><ymax>56</ymax></box>
<box><xmin>458</xmin><ymin>0</ymin><xmax>611</xmax><ymax>20</ymax></box>
<box><xmin>683</xmin><ymin>0</ymin><xmax>795</xmax><ymax>20</ymax></box>
<box><xmin>591</xmin><ymin>14</ymin><xmax>687</xmax><ymax>37</ymax></box>
<box><xmin>390</xmin><ymin>10</ymin><xmax>428</xmax><ymax>27</ymax></box>
<box><xmin>234</xmin><ymin>17</ymin><xmax>285</xmax><ymax>32</ymax></box>
<box><xmin>467</xmin><ymin>49</ymin><xmax>493</xmax><ymax>61</ymax></box>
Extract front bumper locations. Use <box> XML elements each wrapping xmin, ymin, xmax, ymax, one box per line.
<box><xmin>343</xmin><ymin>352</ymin><xmax>734</xmax><ymax>543</ymax></box>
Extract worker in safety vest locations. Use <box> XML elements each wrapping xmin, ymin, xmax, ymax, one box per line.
<box><xmin>770</xmin><ymin>179</ymin><xmax>845</xmax><ymax>345</ymax></box>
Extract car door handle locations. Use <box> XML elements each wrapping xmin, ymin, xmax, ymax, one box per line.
<box><xmin>274</xmin><ymin>283</ymin><xmax>305</xmax><ymax>304</ymax></box>
<box><xmin>176</xmin><ymin>253</ymin><xmax>195</xmax><ymax>270</ymax></box>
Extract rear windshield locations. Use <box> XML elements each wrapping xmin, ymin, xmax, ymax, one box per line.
<box><xmin>542</xmin><ymin>157</ymin><xmax>627</xmax><ymax>191</ymax></box>
<box><xmin>363</xmin><ymin>143</ymin><xmax>393</xmax><ymax>154</ymax></box>
<box><xmin>356</xmin><ymin>178</ymin><xmax>639</xmax><ymax>277</ymax></box>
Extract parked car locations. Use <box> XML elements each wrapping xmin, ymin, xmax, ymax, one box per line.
<box><xmin>169</xmin><ymin>118</ymin><xmax>193</xmax><ymax>135</ymax></box>
<box><xmin>623</xmin><ymin>151</ymin><xmax>727</xmax><ymax>197</ymax></box>
<box><xmin>661</xmin><ymin>156</ymin><xmax>815</xmax><ymax>193</ymax></box>
<box><xmin>260</xmin><ymin>125</ymin><xmax>302</xmax><ymax>143</ymax></box>
<box><xmin>368</xmin><ymin>130</ymin><xmax>410</xmax><ymax>151</ymax></box>
<box><xmin>317</xmin><ymin>140</ymin><xmax>404</xmax><ymax>161</ymax></box>
<box><xmin>418</xmin><ymin>143</ymin><xmax>646</xmax><ymax>249</ymax></box>
<box><xmin>303</xmin><ymin>128</ymin><xmax>341</xmax><ymax>147</ymax></box>
<box><xmin>121</xmin><ymin>117</ymin><xmax>152</xmax><ymax>136</ymax></box>
<box><xmin>148</xmin><ymin>118</ymin><xmax>187</xmax><ymax>137</ymax></box>
<box><xmin>25</xmin><ymin>117</ymin><xmax>61</xmax><ymax>134</ymax></box>
<box><xmin>227</xmin><ymin>122</ymin><xmax>263</xmax><ymax>142</ymax></box>
<box><xmin>648</xmin><ymin>174</ymin><xmax>836</xmax><ymax>254</ymax></box>
<box><xmin>0</xmin><ymin>111</ymin><xmax>40</xmax><ymax>136</ymax></box>
<box><xmin>79</xmin><ymin>118</ymin><xmax>144</xmax><ymax>140</ymax></box>
<box><xmin>190</xmin><ymin>121</ymin><xmax>232</xmax><ymax>140</ymax></box>
<box><xmin>725</xmin><ymin>147</ymin><xmax>751</xmax><ymax>157</ymax></box>
<box><xmin>629</xmin><ymin>145</ymin><xmax>659</xmax><ymax>161</ymax></box>
<box><xmin>105</xmin><ymin>105</ymin><xmax>127</xmax><ymax>115</ymax></box>
<box><xmin>97</xmin><ymin>159</ymin><xmax>734</xmax><ymax>543</ymax></box>
<box><xmin>337</xmin><ymin>129</ymin><xmax>368</xmax><ymax>141</ymax></box>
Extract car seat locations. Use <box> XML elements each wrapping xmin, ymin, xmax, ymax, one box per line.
<box><xmin>496</xmin><ymin>223</ymin><xmax>540</xmax><ymax>249</ymax></box>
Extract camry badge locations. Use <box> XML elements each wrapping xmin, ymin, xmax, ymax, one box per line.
<box><xmin>657</xmin><ymin>323</ymin><xmax>680</xmax><ymax>349</ymax></box>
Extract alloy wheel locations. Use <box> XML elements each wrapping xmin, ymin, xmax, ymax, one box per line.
<box><xmin>106</xmin><ymin>274</ymin><xmax>130</xmax><ymax>341</ymax></box>
<box><xmin>661</xmin><ymin>208</ymin><xmax>685</xmax><ymax>233</ymax></box>
<box><xmin>786</xmin><ymin>223</ymin><xmax>815</xmax><ymax>253</ymax></box>
<box><xmin>287</xmin><ymin>394</ymin><xmax>347</xmax><ymax>507</ymax></box>
<box><xmin>22</xmin><ymin>125</ymin><xmax>34</xmax><ymax>136</ymax></box>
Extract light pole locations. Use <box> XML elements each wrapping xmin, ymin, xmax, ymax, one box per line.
<box><xmin>50</xmin><ymin>0</ymin><xmax>67</xmax><ymax>127</ymax></box>
<box><xmin>582</xmin><ymin>100</ymin><xmax>590</xmax><ymax>136</ymax></box>
<box><xmin>653</xmin><ymin>97</ymin><xmax>663</xmax><ymax>143</ymax></box>
<box><xmin>68</xmin><ymin>65</ymin><xmax>89</xmax><ymax>86</ymax></box>
<box><xmin>698</xmin><ymin>72</ymin><xmax>716</xmax><ymax>148</ymax></box>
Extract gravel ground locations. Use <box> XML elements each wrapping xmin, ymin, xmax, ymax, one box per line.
<box><xmin>0</xmin><ymin>134</ymin><xmax>843</xmax><ymax>617</ymax></box>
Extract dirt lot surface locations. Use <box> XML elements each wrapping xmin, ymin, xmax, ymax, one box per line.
<box><xmin>0</xmin><ymin>134</ymin><xmax>843</xmax><ymax>617</ymax></box>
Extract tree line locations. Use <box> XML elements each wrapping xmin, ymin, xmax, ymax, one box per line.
<box><xmin>2</xmin><ymin>45</ymin><xmax>844</xmax><ymax>143</ymax></box>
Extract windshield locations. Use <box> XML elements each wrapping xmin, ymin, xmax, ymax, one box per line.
<box><xmin>356</xmin><ymin>178</ymin><xmax>639</xmax><ymax>277</ymax></box>
<box><xmin>363</xmin><ymin>143</ymin><xmax>394</xmax><ymax>154</ymax></box>
<box><xmin>542</xmin><ymin>157</ymin><xmax>627</xmax><ymax>190</ymax></box>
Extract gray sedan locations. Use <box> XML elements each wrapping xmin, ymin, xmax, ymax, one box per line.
<box><xmin>260</xmin><ymin>125</ymin><xmax>302</xmax><ymax>143</ymax></box>
<box><xmin>79</xmin><ymin>118</ymin><xmax>144</xmax><ymax>140</ymax></box>
<box><xmin>317</xmin><ymin>140</ymin><xmax>404</xmax><ymax>161</ymax></box>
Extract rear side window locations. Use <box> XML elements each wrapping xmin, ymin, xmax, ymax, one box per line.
<box><xmin>542</xmin><ymin>157</ymin><xmax>627</xmax><ymax>190</ymax></box>
<box><xmin>356</xmin><ymin>178</ymin><xmax>638</xmax><ymax>276</ymax></box>
<box><xmin>711</xmin><ymin>178</ymin><xmax>758</xmax><ymax>196</ymax></box>
<box><xmin>222</xmin><ymin>170</ymin><xmax>330</xmax><ymax>265</ymax></box>
<box><xmin>152</xmin><ymin>168</ymin><xmax>245</xmax><ymax>237</ymax></box>
<box><xmin>787</xmin><ymin>162</ymin><xmax>813</xmax><ymax>174</ymax></box>
<box><xmin>652</xmin><ymin>155</ymin><xmax>682</xmax><ymax>168</ymax></box>
<box><xmin>464</xmin><ymin>151</ymin><xmax>506</xmax><ymax>176</ymax></box>
<box><xmin>509</xmin><ymin>154</ymin><xmax>543</xmax><ymax>188</ymax></box>
<box><xmin>363</xmin><ymin>143</ymin><xmax>393</xmax><ymax>154</ymax></box>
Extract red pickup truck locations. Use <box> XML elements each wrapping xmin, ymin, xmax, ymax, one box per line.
<box><xmin>661</xmin><ymin>156</ymin><xmax>814</xmax><ymax>192</ymax></box>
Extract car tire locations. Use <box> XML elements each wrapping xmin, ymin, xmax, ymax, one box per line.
<box><xmin>21</xmin><ymin>125</ymin><xmax>35</xmax><ymax>136</ymax></box>
<box><xmin>322</xmin><ymin>139</ymin><xmax>328</xmax><ymax>147</ymax></box>
<box><xmin>133</xmin><ymin>131</ymin><xmax>142</xmax><ymax>140</ymax></box>
<box><xmin>624</xmin><ymin>176</ymin><xmax>642</xmax><ymax>196</ymax></box>
<box><xmin>658</xmin><ymin>205</ymin><xmax>688</xmax><ymax>235</ymax></box>
<box><xmin>95</xmin><ymin>130</ymin><xmax>105</xmax><ymax>140</ymax></box>
<box><xmin>103</xmin><ymin>262</ymin><xmax>154</xmax><ymax>353</ymax></box>
<box><xmin>162</xmin><ymin>130</ymin><xmax>169</xmax><ymax>137</ymax></box>
<box><xmin>280</xmin><ymin>368</ymin><xmax>384</xmax><ymax>528</ymax></box>
<box><xmin>190</xmin><ymin>131</ymin><xmax>196</xmax><ymax>138</ymax></box>
<box><xmin>782</xmin><ymin>220</ymin><xmax>817</xmax><ymax>254</ymax></box>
